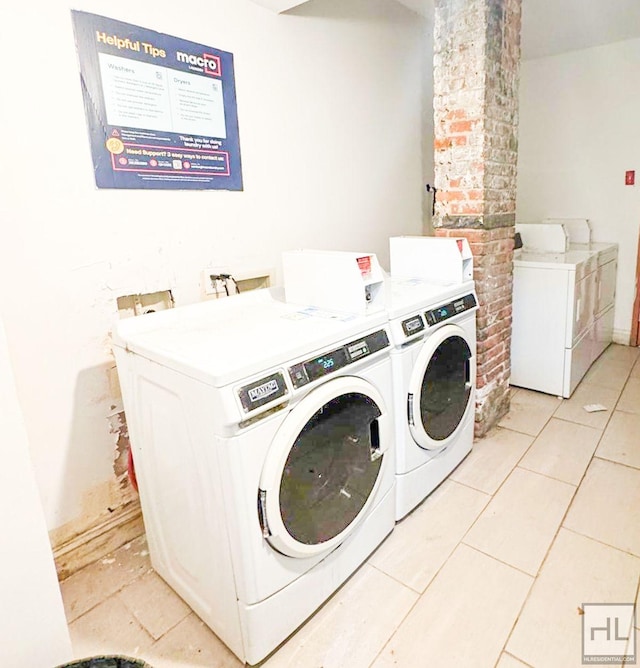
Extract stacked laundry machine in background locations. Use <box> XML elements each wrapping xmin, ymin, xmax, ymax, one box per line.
<box><xmin>112</xmin><ymin>238</ymin><xmax>478</xmax><ymax>664</ymax></box>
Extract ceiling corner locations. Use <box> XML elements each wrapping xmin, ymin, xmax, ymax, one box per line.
<box><xmin>248</xmin><ymin>0</ymin><xmax>312</xmax><ymax>13</ymax></box>
<box><xmin>393</xmin><ymin>0</ymin><xmax>431</xmax><ymax>18</ymax></box>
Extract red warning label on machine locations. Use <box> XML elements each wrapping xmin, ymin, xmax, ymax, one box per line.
<box><xmin>356</xmin><ymin>255</ymin><xmax>372</xmax><ymax>278</ymax></box>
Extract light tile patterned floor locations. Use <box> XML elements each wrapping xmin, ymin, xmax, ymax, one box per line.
<box><xmin>60</xmin><ymin>344</ymin><xmax>640</xmax><ymax>668</ymax></box>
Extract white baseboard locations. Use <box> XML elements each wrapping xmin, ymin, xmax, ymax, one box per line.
<box><xmin>613</xmin><ymin>328</ymin><xmax>633</xmax><ymax>345</ymax></box>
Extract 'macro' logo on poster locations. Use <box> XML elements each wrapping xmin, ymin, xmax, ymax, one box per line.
<box><xmin>176</xmin><ymin>51</ymin><xmax>221</xmax><ymax>77</ymax></box>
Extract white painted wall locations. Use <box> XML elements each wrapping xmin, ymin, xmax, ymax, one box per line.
<box><xmin>0</xmin><ymin>316</ymin><xmax>73</xmax><ymax>666</ymax></box>
<box><xmin>0</xmin><ymin>0</ymin><xmax>425</xmax><ymax>533</ymax></box>
<box><xmin>422</xmin><ymin>19</ymin><xmax>435</xmax><ymax>233</ymax></box>
<box><xmin>516</xmin><ymin>38</ymin><xmax>640</xmax><ymax>343</ymax></box>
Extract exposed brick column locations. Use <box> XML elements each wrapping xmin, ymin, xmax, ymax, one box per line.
<box><xmin>433</xmin><ymin>0</ymin><xmax>522</xmax><ymax>436</ymax></box>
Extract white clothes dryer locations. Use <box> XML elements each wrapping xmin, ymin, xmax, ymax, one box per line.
<box><xmin>112</xmin><ymin>288</ymin><xmax>395</xmax><ymax>665</ymax></box>
<box><xmin>513</xmin><ymin>221</ymin><xmax>618</xmax><ymax>397</ymax></box>
<box><xmin>542</xmin><ymin>220</ymin><xmax>618</xmax><ymax>363</ymax></box>
<box><xmin>387</xmin><ymin>278</ymin><xmax>478</xmax><ymax>520</ymax></box>
<box><xmin>511</xmin><ymin>249</ymin><xmax>598</xmax><ymax>397</ymax></box>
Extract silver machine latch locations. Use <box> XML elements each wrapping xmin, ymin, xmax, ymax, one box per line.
<box><xmin>258</xmin><ymin>489</ymin><xmax>271</xmax><ymax>538</ymax></box>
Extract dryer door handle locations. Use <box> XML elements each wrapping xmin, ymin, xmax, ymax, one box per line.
<box><xmin>369</xmin><ymin>419</ymin><xmax>382</xmax><ymax>461</ymax></box>
<box><xmin>465</xmin><ymin>357</ymin><xmax>473</xmax><ymax>391</ymax></box>
<box><xmin>407</xmin><ymin>393</ymin><xmax>415</xmax><ymax>426</ymax></box>
<box><xmin>257</xmin><ymin>489</ymin><xmax>271</xmax><ymax>538</ymax></box>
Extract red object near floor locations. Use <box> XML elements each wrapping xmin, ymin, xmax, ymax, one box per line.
<box><xmin>127</xmin><ymin>447</ymin><xmax>139</xmax><ymax>493</ymax></box>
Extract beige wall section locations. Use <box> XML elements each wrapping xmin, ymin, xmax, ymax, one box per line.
<box><xmin>516</xmin><ymin>38</ymin><xmax>640</xmax><ymax>344</ymax></box>
<box><xmin>0</xmin><ymin>0</ymin><xmax>426</xmax><ymax>544</ymax></box>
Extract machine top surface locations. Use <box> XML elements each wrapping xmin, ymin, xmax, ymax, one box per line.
<box><xmin>386</xmin><ymin>278</ymin><xmax>476</xmax><ymax>320</ymax></box>
<box><xmin>112</xmin><ymin>287</ymin><xmax>388</xmax><ymax>387</ymax></box>
<box><xmin>514</xmin><ymin>248</ymin><xmax>596</xmax><ymax>269</ymax></box>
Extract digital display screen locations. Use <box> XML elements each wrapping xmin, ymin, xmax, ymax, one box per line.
<box><xmin>426</xmin><ymin>294</ymin><xmax>477</xmax><ymax>325</ymax></box>
<box><xmin>304</xmin><ymin>347</ymin><xmax>349</xmax><ymax>381</ymax></box>
<box><xmin>291</xmin><ymin>329</ymin><xmax>388</xmax><ymax>385</ymax></box>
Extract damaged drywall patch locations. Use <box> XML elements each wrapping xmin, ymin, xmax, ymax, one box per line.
<box><xmin>109</xmin><ymin>409</ymin><xmax>131</xmax><ymax>489</ymax></box>
<box><xmin>107</xmin><ymin>289</ymin><xmax>175</xmax><ymax>489</ymax></box>
<box><xmin>116</xmin><ymin>289</ymin><xmax>174</xmax><ymax>319</ymax></box>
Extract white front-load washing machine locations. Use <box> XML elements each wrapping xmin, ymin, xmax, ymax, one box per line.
<box><xmin>387</xmin><ymin>278</ymin><xmax>478</xmax><ymax>520</ymax></box>
<box><xmin>112</xmin><ymin>287</ymin><xmax>395</xmax><ymax>665</ymax></box>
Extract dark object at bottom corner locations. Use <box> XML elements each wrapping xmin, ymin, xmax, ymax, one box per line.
<box><xmin>55</xmin><ymin>657</ymin><xmax>151</xmax><ymax>668</ymax></box>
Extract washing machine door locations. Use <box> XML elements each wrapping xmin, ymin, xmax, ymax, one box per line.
<box><xmin>407</xmin><ymin>323</ymin><xmax>475</xmax><ymax>450</ymax></box>
<box><xmin>259</xmin><ymin>376</ymin><xmax>390</xmax><ymax>559</ymax></box>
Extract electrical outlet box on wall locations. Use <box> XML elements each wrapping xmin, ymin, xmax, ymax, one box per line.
<box><xmin>235</xmin><ymin>268</ymin><xmax>275</xmax><ymax>292</ymax></box>
<box><xmin>202</xmin><ymin>267</ymin><xmax>232</xmax><ymax>297</ymax></box>
<box><xmin>201</xmin><ymin>266</ymin><xmax>275</xmax><ymax>300</ymax></box>
<box><xmin>116</xmin><ymin>290</ymin><xmax>174</xmax><ymax>319</ymax></box>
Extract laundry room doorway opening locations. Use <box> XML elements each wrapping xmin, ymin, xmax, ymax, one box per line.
<box><xmin>631</xmin><ymin>227</ymin><xmax>640</xmax><ymax>346</ymax></box>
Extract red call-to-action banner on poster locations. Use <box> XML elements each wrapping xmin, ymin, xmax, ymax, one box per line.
<box><xmin>109</xmin><ymin>142</ymin><xmax>230</xmax><ymax>176</ymax></box>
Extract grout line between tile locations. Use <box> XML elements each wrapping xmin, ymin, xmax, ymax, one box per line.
<box><xmin>512</xmin><ymin>464</ymin><xmax>579</xmax><ymax>489</ymax></box>
<box><xmin>63</xmin><ymin>564</ymin><xmax>155</xmax><ymax>625</ymax></box>
<box><xmin>560</xmin><ymin>526</ymin><xmax>640</xmax><ymax>561</ymax></box>
<box><xmin>116</xmin><ymin>579</ymin><xmax>192</xmax><ymax>643</ymax></box>
<box><xmin>615</xmin><ymin>406</ymin><xmax>640</xmax><ymax>416</ymax></box>
<box><xmin>457</xmin><ymin>541</ymin><xmax>539</xmax><ymax>579</ymax></box>
<box><xmin>544</xmin><ymin>415</ymin><xmax>604</xmax><ymax>433</ymax></box>
<box><xmin>493</xmin><ymin>650</ymin><xmax>535</xmax><ymax>668</ymax></box>
<box><xmin>365</xmin><ymin>578</ymin><xmax>426</xmax><ymax>667</ymax></box>
<box><xmin>592</xmin><ymin>453</ymin><xmax>640</xmax><ymax>473</ymax></box>
<box><xmin>443</xmin><ymin>474</ymin><xmax>496</xmax><ymax>497</ymax></box>
<box><xmin>366</xmin><ymin>557</ymin><xmax>427</xmax><ymax>596</ymax></box>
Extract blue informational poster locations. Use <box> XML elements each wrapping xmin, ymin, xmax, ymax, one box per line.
<box><xmin>71</xmin><ymin>11</ymin><xmax>243</xmax><ymax>190</ymax></box>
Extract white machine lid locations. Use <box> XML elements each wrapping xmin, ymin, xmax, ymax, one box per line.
<box><xmin>513</xmin><ymin>249</ymin><xmax>596</xmax><ymax>269</ymax></box>
<box><xmin>112</xmin><ymin>287</ymin><xmax>388</xmax><ymax>387</ymax></box>
<box><xmin>543</xmin><ymin>218</ymin><xmax>592</xmax><ymax>244</ymax></box>
<box><xmin>568</xmin><ymin>240</ymin><xmax>618</xmax><ymax>254</ymax></box>
<box><xmin>515</xmin><ymin>223</ymin><xmax>568</xmax><ymax>253</ymax></box>
<box><xmin>386</xmin><ymin>278</ymin><xmax>476</xmax><ymax>320</ymax></box>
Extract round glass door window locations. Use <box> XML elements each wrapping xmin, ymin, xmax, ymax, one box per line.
<box><xmin>279</xmin><ymin>392</ymin><xmax>383</xmax><ymax>545</ymax></box>
<box><xmin>420</xmin><ymin>335</ymin><xmax>472</xmax><ymax>441</ymax></box>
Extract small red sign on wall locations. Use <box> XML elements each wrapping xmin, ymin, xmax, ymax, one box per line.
<box><xmin>625</xmin><ymin>170</ymin><xmax>635</xmax><ymax>186</ymax></box>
